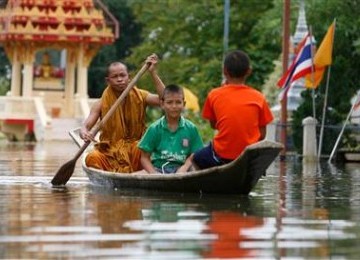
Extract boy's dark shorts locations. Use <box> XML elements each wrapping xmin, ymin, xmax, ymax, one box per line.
<box><xmin>193</xmin><ymin>142</ymin><xmax>232</xmax><ymax>169</ymax></box>
<box><xmin>155</xmin><ymin>165</ymin><xmax>178</xmax><ymax>174</ymax></box>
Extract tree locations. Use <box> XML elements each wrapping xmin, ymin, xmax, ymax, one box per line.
<box><xmin>125</xmin><ymin>0</ymin><xmax>276</xmax><ymax>105</ymax></box>
<box><xmin>291</xmin><ymin>0</ymin><xmax>360</xmax><ymax>154</ymax></box>
<box><xmin>88</xmin><ymin>0</ymin><xmax>142</xmax><ymax>98</ymax></box>
<box><xmin>0</xmin><ymin>46</ymin><xmax>10</xmax><ymax>95</ymax></box>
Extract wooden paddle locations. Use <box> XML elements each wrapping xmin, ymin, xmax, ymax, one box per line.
<box><xmin>51</xmin><ymin>63</ymin><xmax>150</xmax><ymax>185</ymax></box>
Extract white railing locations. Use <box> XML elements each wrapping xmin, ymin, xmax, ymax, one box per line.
<box><xmin>0</xmin><ymin>95</ymin><xmax>100</xmax><ymax>140</ymax></box>
<box><xmin>74</xmin><ymin>96</ymin><xmax>98</xmax><ymax>119</ymax></box>
<box><xmin>0</xmin><ymin>95</ymin><xmax>50</xmax><ymax>141</ymax></box>
<box><xmin>0</xmin><ymin>96</ymin><xmax>36</xmax><ymax>119</ymax></box>
<box><xmin>33</xmin><ymin>97</ymin><xmax>51</xmax><ymax>127</ymax></box>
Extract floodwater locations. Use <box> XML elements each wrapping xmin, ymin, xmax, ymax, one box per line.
<box><xmin>0</xmin><ymin>141</ymin><xmax>360</xmax><ymax>259</ymax></box>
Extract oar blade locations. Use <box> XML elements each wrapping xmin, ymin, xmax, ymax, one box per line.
<box><xmin>51</xmin><ymin>159</ymin><xmax>77</xmax><ymax>185</ymax></box>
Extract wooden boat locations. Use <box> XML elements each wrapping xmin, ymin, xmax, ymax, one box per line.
<box><xmin>80</xmin><ymin>139</ymin><xmax>283</xmax><ymax>195</ymax></box>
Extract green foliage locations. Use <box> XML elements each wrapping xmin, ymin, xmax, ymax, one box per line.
<box><xmin>292</xmin><ymin>0</ymin><xmax>360</xmax><ymax>155</ymax></box>
<box><xmin>125</xmin><ymin>0</ymin><xmax>277</xmax><ymax>105</ymax></box>
<box><xmin>342</xmin><ymin>133</ymin><xmax>360</xmax><ymax>151</ymax></box>
<box><xmin>184</xmin><ymin>110</ymin><xmax>214</xmax><ymax>144</ymax></box>
<box><xmin>0</xmin><ymin>47</ymin><xmax>10</xmax><ymax>95</ymax></box>
<box><xmin>88</xmin><ymin>0</ymin><xmax>142</xmax><ymax>98</ymax></box>
<box><xmin>0</xmin><ymin>0</ymin><xmax>358</xmax><ymax>156</ymax></box>
<box><xmin>0</xmin><ymin>77</ymin><xmax>10</xmax><ymax>95</ymax></box>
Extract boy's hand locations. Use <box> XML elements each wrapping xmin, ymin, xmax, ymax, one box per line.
<box><xmin>176</xmin><ymin>165</ymin><xmax>189</xmax><ymax>173</ymax></box>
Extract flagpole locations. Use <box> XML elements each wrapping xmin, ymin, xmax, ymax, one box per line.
<box><xmin>280</xmin><ymin>0</ymin><xmax>291</xmax><ymax>159</ymax></box>
<box><xmin>222</xmin><ymin>0</ymin><xmax>230</xmax><ymax>83</ymax></box>
<box><xmin>317</xmin><ymin>65</ymin><xmax>331</xmax><ymax>159</ymax></box>
<box><xmin>309</xmin><ymin>26</ymin><xmax>316</xmax><ymax>119</ymax></box>
<box><xmin>328</xmin><ymin>92</ymin><xmax>360</xmax><ymax>163</ymax></box>
<box><xmin>317</xmin><ymin>19</ymin><xmax>336</xmax><ymax>159</ymax></box>
<box><xmin>223</xmin><ymin>0</ymin><xmax>229</xmax><ymax>56</ymax></box>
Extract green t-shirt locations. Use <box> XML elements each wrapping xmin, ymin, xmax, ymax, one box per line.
<box><xmin>138</xmin><ymin>116</ymin><xmax>203</xmax><ymax>169</ymax></box>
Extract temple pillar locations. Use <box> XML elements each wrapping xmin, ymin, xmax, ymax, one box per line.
<box><xmin>76</xmin><ymin>44</ymin><xmax>88</xmax><ymax>98</ymax></box>
<box><xmin>77</xmin><ymin>66</ymin><xmax>88</xmax><ymax>98</ymax></box>
<box><xmin>20</xmin><ymin>44</ymin><xmax>35</xmax><ymax>97</ymax></box>
<box><xmin>64</xmin><ymin>50</ymin><xmax>76</xmax><ymax>116</ymax></box>
<box><xmin>10</xmin><ymin>51</ymin><xmax>21</xmax><ymax>96</ymax></box>
<box><xmin>22</xmin><ymin>62</ymin><xmax>34</xmax><ymax>97</ymax></box>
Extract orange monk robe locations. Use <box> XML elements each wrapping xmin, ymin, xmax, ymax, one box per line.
<box><xmin>85</xmin><ymin>86</ymin><xmax>149</xmax><ymax>173</ymax></box>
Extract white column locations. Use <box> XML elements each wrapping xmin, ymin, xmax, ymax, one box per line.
<box><xmin>302</xmin><ymin>117</ymin><xmax>318</xmax><ymax>162</ymax></box>
<box><xmin>22</xmin><ymin>63</ymin><xmax>34</xmax><ymax>97</ymax></box>
<box><xmin>10</xmin><ymin>61</ymin><xmax>21</xmax><ymax>96</ymax></box>
<box><xmin>265</xmin><ymin>122</ymin><xmax>277</xmax><ymax>141</ymax></box>
<box><xmin>64</xmin><ymin>56</ymin><xmax>76</xmax><ymax>116</ymax></box>
<box><xmin>76</xmin><ymin>44</ymin><xmax>88</xmax><ymax>98</ymax></box>
<box><xmin>82</xmin><ymin>66</ymin><xmax>88</xmax><ymax>96</ymax></box>
<box><xmin>77</xmin><ymin>66</ymin><xmax>88</xmax><ymax>98</ymax></box>
<box><xmin>10</xmin><ymin>48</ymin><xmax>21</xmax><ymax>96</ymax></box>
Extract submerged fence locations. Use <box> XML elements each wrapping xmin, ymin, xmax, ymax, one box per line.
<box><xmin>267</xmin><ymin>119</ymin><xmax>360</xmax><ymax>160</ymax></box>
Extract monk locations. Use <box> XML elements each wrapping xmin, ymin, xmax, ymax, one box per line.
<box><xmin>79</xmin><ymin>54</ymin><xmax>165</xmax><ymax>173</ymax></box>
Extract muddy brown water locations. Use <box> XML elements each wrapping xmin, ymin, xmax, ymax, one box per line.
<box><xmin>0</xmin><ymin>140</ymin><xmax>359</xmax><ymax>259</ymax></box>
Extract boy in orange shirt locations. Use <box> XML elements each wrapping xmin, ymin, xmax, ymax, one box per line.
<box><xmin>193</xmin><ymin>50</ymin><xmax>273</xmax><ymax>169</ymax></box>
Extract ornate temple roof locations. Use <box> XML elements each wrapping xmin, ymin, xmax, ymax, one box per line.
<box><xmin>292</xmin><ymin>0</ymin><xmax>308</xmax><ymax>46</ymax></box>
<box><xmin>0</xmin><ymin>0</ymin><xmax>118</xmax><ymax>44</ymax></box>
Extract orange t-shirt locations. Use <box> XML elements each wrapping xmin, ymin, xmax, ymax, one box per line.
<box><xmin>202</xmin><ymin>84</ymin><xmax>273</xmax><ymax>160</ymax></box>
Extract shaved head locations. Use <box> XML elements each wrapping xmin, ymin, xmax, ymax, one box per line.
<box><xmin>107</xmin><ymin>62</ymin><xmax>128</xmax><ymax>76</ymax></box>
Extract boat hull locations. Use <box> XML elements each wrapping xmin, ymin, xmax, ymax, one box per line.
<box><xmin>83</xmin><ymin>140</ymin><xmax>283</xmax><ymax>195</ymax></box>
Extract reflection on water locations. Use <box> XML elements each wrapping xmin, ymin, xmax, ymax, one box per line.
<box><xmin>0</xmin><ymin>141</ymin><xmax>360</xmax><ymax>259</ymax></box>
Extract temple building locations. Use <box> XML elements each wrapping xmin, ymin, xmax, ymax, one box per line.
<box><xmin>286</xmin><ymin>0</ymin><xmax>314</xmax><ymax>112</ymax></box>
<box><xmin>272</xmin><ymin>0</ymin><xmax>313</xmax><ymax>115</ymax></box>
<box><xmin>0</xmin><ymin>0</ymin><xmax>118</xmax><ymax>141</ymax></box>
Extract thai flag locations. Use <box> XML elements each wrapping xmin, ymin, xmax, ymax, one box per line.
<box><xmin>277</xmin><ymin>34</ymin><xmax>313</xmax><ymax>100</ymax></box>
<box><xmin>354</xmin><ymin>95</ymin><xmax>360</xmax><ymax>111</ymax></box>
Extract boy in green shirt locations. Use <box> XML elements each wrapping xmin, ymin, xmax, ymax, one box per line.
<box><xmin>138</xmin><ymin>84</ymin><xmax>203</xmax><ymax>173</ymax></box>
